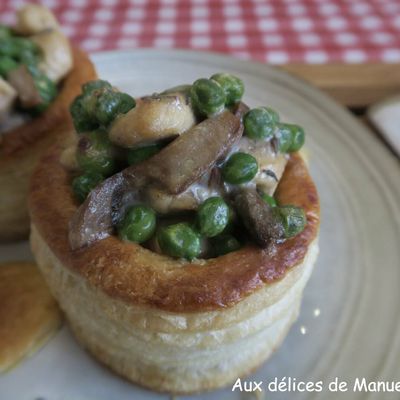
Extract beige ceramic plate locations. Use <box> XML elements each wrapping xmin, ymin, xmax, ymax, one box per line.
<box><xmin>1</xmin><ymin>50</ymin><xmax>400</xmax><ymax>400</ymax></box>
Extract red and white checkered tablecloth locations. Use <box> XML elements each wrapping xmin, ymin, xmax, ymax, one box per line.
<box><xmin>1</xmin><ymin>0</ymin><xmax>400</xmax><ymax>64</ymax></box>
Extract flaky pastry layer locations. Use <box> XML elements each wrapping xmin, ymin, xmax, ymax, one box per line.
<box><xmin>31</xmin><ymin>225</ymin><xmax>318</xmax><ymax>393</ymax></box>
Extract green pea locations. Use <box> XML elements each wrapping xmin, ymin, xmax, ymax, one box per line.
<box><xmin>80</xmin><ymin>85</ymin><xmax>136</xmax><ymax>127</ymax></box>
<box><xmin>20</xmin><ymin>53</ymin><xmax>38</xmax><ymax>69</ymax></box>
<box><xmin>212</xmin><ymin>234</ymin><xmax>241</xmax><ymax>256</ymax></box>
<box><xmin>127</xmin><ymin>143</ymin><xmax>164</xmax><ymax>165</ymax></box>
<box><xmin>285</xmin><ymin>123</ymin><xmax>305</xmax><ymax>152</ymax></box>
<box><xmin>14</xmin><ymin>37</ymin><xmax>38</xmax><ymax>54</ymax></box>
<box><xmin>157</xmin><ymin>222</ymin><xmax>201</xmax><ymax>260</ymax></box>
<box><xmin>96</xmin><ymin>90</ymin><xmax>135</xmax><ymax>125</ymax></box>
<box><xmin>190</xmin><ymin>78</ymin><xmax>226</xmax><ymax>116</ymax></box>
<box><xmin>70</xmin><ymin>94</ymin><xmax>99</xmax><ymax>133</ymax></box>
<box><xmin>72</xmin><ymin>171</ymin><xmax>103</xmax><ymax>203</ymax></box>
<box><xmin>82</xmin><ymin>80</ymin><xmax>112</xmax><ymax>95</ymax></box>
<box><xmin>118</xmin><ymin>205</ymin><xmax>156</xmax><ymax>243</ymax></box>
<box><xmin>222</xmin><ymin>152</ymin><xmax>258</xmax><ymax>184</ymax></box>
<box><xmin>243</xmin><ymin>107</ymin><xmax>279</xmax><ymax>140</ymax></box>
<box><xmin>0</xmin><ymin>56</ymin><xmax>19</xmax><ymax>77</ymax></box>
<box><xmin>0</xmin><ymin>25</ymin><xmax>11</xmax><ymax>39</ymax></box>
<box><xmin>196</xmin><ymin>197</ymin><xmax>230</xmax><ymax>237</ymax></box>
<box><xmin>0</xmin><ymin>37</ymin><xmax>38</xmax><ymax>58</ymax></box>
<box><xmin>260</xmin><ymin>192</ymin><xmax>277</xmax><ymax>207</ymax></box>
<box><xmin>76</xmin><ymin>130</ymin><xmax>116</xmax><ymax>176</ymax></box>
<box><xmin>0</xmin><ymin>38</ymin><xmax>16</xmax><ymax>58</ymax></box>
<box><xmin>4</xmin><ymin>38</ymin><xmax>39</xmax><ymax>68</ymax></box>
<box><xmin>115</xmin><ymin>92</ymin><xmax>136</xmax><ymax>114</ymax></box>
<box><xmin>275</xmin><ymin>123</ymin><xmax>293</xmax><ymax>153</ymax></box>
<box><xmin>27</xmin><ymin>66</ymin><xmax>57</xmax><ymax>113</ymax></box>
<box><xmin>80</xmin><ymin>89</ymin><xmax>100</xmax><ymax>118</ymax></box>
<box><xmin>221</xmin><ymin>206</ymin><xmax>236</xmax><ymax>234</ymax></box>
<box><xmin>210</xmin><ymin>73</ymin><xmax>244</xmax><ymax>105</ymax></box>
<box><xmin>276</xmin><ymin>205</ymin><xmax>306</xmax><ymax>238</ymax></box>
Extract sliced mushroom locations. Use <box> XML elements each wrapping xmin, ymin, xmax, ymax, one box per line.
<box><xmin>143</xmin><ymin>103</ymin><xmax>250</xmax><ymax>213</ymax></box>
<box><xmin>109</xmin><ymin>93</ymin><xmax>196</xmax><ymax>148</ymax></box>
<box><xmin>7</xmin><ymin>65</ymin><xmax>42</xmax><ymax>109</ymax></box>
<box><xmin>69</xmin><ymin>111</ymin><xmax>243</xmax><ymax>249</ymax></box>
<box><xmin>15</xmin><ymin>4</ymin><xmax>59</xmax><ymax>35</ymax></box>
<box><xmin>234</xmin><ymin>188</ymin><xmax>284</xmax><ymax>247</ymax></box>
<box><xmin>31</xmin><ymin>29</ymin><xmax>73</xmax><ymax>83</ymax></box>
<box><xmin>0</xmin><ymin>78</ymin><xmax>17</xmax><ymax>122</ymax></box>
<box><xmin>69</xmin><ymin>172</ymin><xmax>125</xmax><ymax>249</ymax></box>
<box><xmin>128</xmin><ymin>110</ymin><xmax>242</xmax><ymax>194</ymax></box>
<box><xmin>233</xmin><ymin>101</ymin><xmax>250</xmax><ymax>119</ymax></box>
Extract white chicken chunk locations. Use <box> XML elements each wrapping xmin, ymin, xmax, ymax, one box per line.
<box><xmin>59</xmin><ymin>140</ymin><xmax>79</xmax><ymax>171</ymax></box>
<box><xmin>145</xmin><ymin>176</ymin><xmax>221</xmax><ymax>214</ymax></box>
<box><xmin>15</xmin><ymin>4</ymin><xmax>59</xmax><ymax>35</ymax></box>
<box><xmin>234</xmin><ymin>137</ymin><xmax>288</xmax><ymax>195</ymax></box>
<box><xmin>31</xmin><ymin>29</ymin><xmax>73</xmax><ymax>83</ymax></box>
<box><xmin>109</xmin><ymin>93</ymin><xmax>196</xmax><ymax>148</ymax></box>
<box><xmin>0</xmin><ymin>78</ymin><xmax>17</xmax><ymax>123</ymax></box>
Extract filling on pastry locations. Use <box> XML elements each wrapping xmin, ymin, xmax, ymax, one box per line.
<box><xmin>65</xmin><ymin>74</ymin><xmax>307</xmax><ymax>260</ymax></box>
<box><xmin>0</xmin><ymin>4</ymin><xmax>73</xmax><ymax>133</ymax></box>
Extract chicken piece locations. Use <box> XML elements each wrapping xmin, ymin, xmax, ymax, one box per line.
<box><xmin>233</xmin><ymin>137</ymin><xmax>288</xmax><ymax>196</ymax></box>
<box><xmin>7</xmin><ymin>65</ymin><xmax>42</xmax><ymax>109</ymax></box>
<box><xmin>109</xmin><ymin>93</ymin><xmax>196</xmax><ymax>148</ymax></box>
<box><xmin>15</xmin><ymin>4</ymin><xmax>59</xmax><ymax>35</ymax></box>
<box><xmin>145</xmin><ymin>173</ymin><xmax>222</xmax><ymax>214</ymax></box>
<box><xmin>31</xmin><ymin>30</ymin><xmax>73</xmax><ymax>83</ymax></box>
<box><xmin>0</xmin><ymin>78</ymin><xmax>17</xmax><ymax>122</ymax></box>
<box><xmin>60</xmin><ymin>139</ymin><xmax>79</xmax><ymax>171</ymax></box>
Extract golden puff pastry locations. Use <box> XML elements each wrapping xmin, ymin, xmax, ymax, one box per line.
<box><xmin>0</xmin><ymin>261</ymin><xmax>62</xmax><ymax>372</ymax></box>
<box><xmin>0</xmin><ymin>48</ymin><xmax>96</xmax><ymax>242</ymax></box>
<box><xmin>29</xmin><ymin>148</ymin><xmax>320</xmax><ymax>393</ymax></box>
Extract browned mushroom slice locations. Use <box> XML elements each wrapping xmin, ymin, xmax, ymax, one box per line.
<box><xmin>7</xmin><ymin>65</ymin><xmax>42</xmax><ymax>109</ymax></box>
<box><xmin>69</xmin><ymin>172</ymin><xmax>124</xmax><ymax>250</ymax></box>
<box><xmin>234</xmin><ymin>188</ymin><xmax>284</xmax><ymax>247</ymax></box>
<box><xmin>128</xmin><ymin>110</ymin><xmax>242</xmax><ymax>194</ymax></box>
<box><xmin>69</xmin><ymin>110</ymin><xmax>243</xmax><ymax>249</ymax></box>
<box><xmin>233</xmin><ymin>101</ymin><xmax>250</xmax><ymax>119</ymax></box>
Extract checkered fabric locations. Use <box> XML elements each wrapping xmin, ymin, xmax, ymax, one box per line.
<box><xmin>1</xmin><ymin>0</ymin><xmax>400</xmax><ymax>64</ymax></box>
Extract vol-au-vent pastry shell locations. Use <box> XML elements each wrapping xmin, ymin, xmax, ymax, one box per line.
<box><xmin>0</xmin><ymin>48</ymin><xmax>97</xmax><ymax>241</ymax></box>
<box><xmin>29</xmin><ymin>146</ymin><xmax>320</xmax><ymax>393</ymax></box>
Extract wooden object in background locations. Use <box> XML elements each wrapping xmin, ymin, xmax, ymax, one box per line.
<box><xmin>281</xmin><ymin>63</ymin><xmax>400</xmax><ymax>109</ymax></box>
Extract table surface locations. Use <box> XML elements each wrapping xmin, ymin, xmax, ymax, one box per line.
<box><xmin>1</xmin><ymin>0</ymin><xmax>400</xmax><ymax>64</ymax></box>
